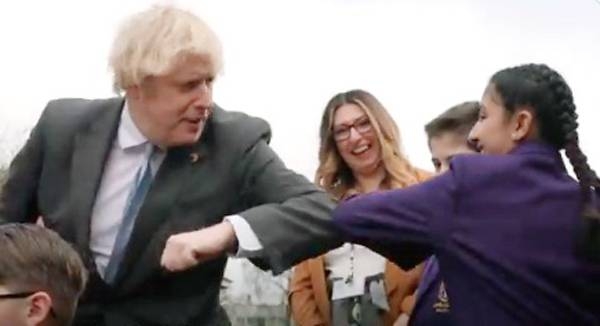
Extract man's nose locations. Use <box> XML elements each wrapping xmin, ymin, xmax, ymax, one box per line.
<box><xmin>192</xmin><ymin>85</ymin><xmax>212</xmax><ymax>106</ymax></box>
<box><xmin>193</xmin><ymin>103</ymin><xmax>211</xmax><ymax>119</ymax></box>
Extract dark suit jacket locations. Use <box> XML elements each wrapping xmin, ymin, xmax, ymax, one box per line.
<box><xmin>333</xmin><ymin>141</ymin><xmax>600</xmax><ymax>325</ymax></box>
<box><xmin>0</xmin><ymin>98</ymin><xmax>341</xmax><ymax>325</ymax></box>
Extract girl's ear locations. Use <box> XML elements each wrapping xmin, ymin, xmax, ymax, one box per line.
<box><xmin>510</xmin><ymin>108</ymin><xmax>535</xmax><ymax>141</ymax></box>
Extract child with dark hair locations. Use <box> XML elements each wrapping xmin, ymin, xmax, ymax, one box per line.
<box><xmin>333</xmin><ymin>64</ymin><xmax>600</xmax><ymax>325</ymax></box>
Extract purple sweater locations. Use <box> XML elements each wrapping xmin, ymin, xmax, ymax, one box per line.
<box><xmin>333</xmin><ymin>141</ymin><xmax>600</xmax><ymax>325</ymax></box>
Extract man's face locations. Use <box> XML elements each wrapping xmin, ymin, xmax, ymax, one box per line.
<box><xmin>127</xmin><ymin>54</ymin><xmax>215</xmax><ymax>148</ymax></box>
<box><xmin>429</xmin><ymin>132</ymin><xmax>476</xmax><ymax>174</ymax></box>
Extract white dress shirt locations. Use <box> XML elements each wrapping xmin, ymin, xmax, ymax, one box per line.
<box><xmin>324</xmin><ymin>243</ymin><xmax>386</xmax><ymax>300</ymax></box>
<box><xmin>89</xmin><ymin>104</ymin><xmax>165</xmax><ymax>277</ymax></box>
<box><xmin>89</xmin><ymin>103</ymin><xmax>262</xmax><ymax>277</ymax></box>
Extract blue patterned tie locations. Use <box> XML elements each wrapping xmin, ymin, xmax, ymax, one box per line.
<box><xmin>104</xmin><ymin>146</ymin><xmax>155</xmax><ymax>283</ymax></box>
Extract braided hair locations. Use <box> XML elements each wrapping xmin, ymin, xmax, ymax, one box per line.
<box><xmin>490</xmin><ymin>63</ymin><xmax>600</xmax><ymax>261</ymax></box>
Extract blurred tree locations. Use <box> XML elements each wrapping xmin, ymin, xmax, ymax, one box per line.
<box><xmin>0</xmin><ymin>165</ymin><xmax>6</xmax><ymax>188</ymax></box>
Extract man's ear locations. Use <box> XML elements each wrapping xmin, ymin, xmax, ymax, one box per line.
<box><xmin>510</xmin><ymin>108</ymin><xmax>535</xmax><ymax>142</ymax></box>
<box><xmin>126</xmin><ymin>85</ymin><xmax>142</xmax><ymax>100</ymax></box>
<box><xmin>127</xmin><ymin>77</ymin><xmax>156</xmax><ymax>101</ymax></box>
<box><xmin>27</xmin><ymin>291</ymin><xmax>53</xmax><ymax>325</ymax></box>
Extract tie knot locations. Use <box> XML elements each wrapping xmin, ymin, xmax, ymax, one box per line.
<box><xmin>144</xmin><ymin>144</ymin><xmax>163</xmax><ymax>176</ymax></box>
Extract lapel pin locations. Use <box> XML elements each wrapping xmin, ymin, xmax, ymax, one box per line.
<box><xmin>190</xmin><ymin>152</ymin><xmax>200</xmax><ymax>163</ymax></box>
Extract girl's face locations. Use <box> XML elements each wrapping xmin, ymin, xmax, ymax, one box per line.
<box><xmin>468</xmin><ymin>84</ymin><xmax>535</xmax><ymax>154</ymax></box>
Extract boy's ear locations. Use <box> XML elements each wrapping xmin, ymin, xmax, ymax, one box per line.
<box><xmin>27</xmin><ymin>291</ymin><xmax>53</xmax><ymax>325</ymax></box>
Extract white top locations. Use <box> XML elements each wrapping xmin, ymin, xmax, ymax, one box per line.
<box><xmin>324</xmin><ymin>243</ymin><xmax>386</xmax><ymax>300</ymax></box>
<box><xmin>89</xmin><ymin>104</ymin><xmax>165</xmax><ymax>277</ymax></box>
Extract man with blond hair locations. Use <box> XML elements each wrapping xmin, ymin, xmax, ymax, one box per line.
<box><xmin>0</xmin><ymin>223</ymin><xmax>87</xmax><ymax>326</ymax></box>
<box><xmin>0</xmin><ymin>5</ymin><xmax>340</xmax><ymax>325</ymax></box>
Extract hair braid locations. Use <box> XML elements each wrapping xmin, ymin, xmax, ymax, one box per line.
<box><xmin>493</xmin><ymin>63</ymin><xmax>600</xmax><ymax>260</ymax></box>
<box><xmin>536</xmin><ymin>64</ymin><xmax>600</xmax><ymax>260</ymax></box>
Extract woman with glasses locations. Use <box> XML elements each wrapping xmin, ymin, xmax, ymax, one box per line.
<box><xmin>289</xmin><ymin>89</ymin><xmax>430</xmax><ymax>326</ymax></box>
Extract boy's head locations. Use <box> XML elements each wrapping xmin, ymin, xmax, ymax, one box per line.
<box><xmin>425</xmin><ymin>101</ymin><xmax>480</xmax><ymax>173</ymax></box>
<box><xmin>0</xmin><ymin>224</ymin><xmax>87</xmax><ymax>326</ymax></box>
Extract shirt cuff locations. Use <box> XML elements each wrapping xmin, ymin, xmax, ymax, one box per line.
<box><xmin>223</xmin><ymin>215</ymin><xmax>264</xmax><ymax>257</ymax></box>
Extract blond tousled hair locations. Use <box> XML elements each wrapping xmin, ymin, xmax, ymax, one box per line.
<box><xmin>316</xmin><ymin>89</ymin><xmax>421</xmax><ymax>199</ymax></box>
<box><xmin>109</xmin><ymin>5</ymin><xmax>223</xmax><ymax>93</ymax></box>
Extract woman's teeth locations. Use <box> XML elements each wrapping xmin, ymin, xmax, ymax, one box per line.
<box><xmin>352</xmin><ymin>145</ymin><xmax>370</xmax><ymax>155</ymax></box>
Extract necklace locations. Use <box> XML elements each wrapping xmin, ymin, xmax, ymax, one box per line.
<box><xmin>345</xmin><ymin>243</ymin><xmax>355</xmax><ymax>284</ymax></box>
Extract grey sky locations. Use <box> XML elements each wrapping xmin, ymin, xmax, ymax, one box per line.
<box><xmin>1</xmin><ymin>0</ymin><xmax>599</xmax><ymax>176</ymax></box>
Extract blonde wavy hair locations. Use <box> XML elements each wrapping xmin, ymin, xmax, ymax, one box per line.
<box><xmin>316</xmin><ymin>89</ymin><xmax>421</xmax><ymax>199</ymax></box>
<box><xmin>109</xmin><ymin>5</ymin><xmax>223</xmax><ymax>93</ymax></box>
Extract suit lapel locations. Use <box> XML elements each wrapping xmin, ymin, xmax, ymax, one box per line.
<box><xmin>68</xmin><ymin>99</ymin><xmax>124</xmax><ymax>260</ymax></box>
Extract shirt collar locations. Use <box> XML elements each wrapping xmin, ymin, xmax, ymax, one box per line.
<box><xmin>117</xmin><ymin>101</ymin><xmax>148</xmax><ymax>150</ymax></box>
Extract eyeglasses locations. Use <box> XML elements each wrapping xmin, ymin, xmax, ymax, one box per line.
<box><xmin>0</xmin><ymin>291</ymin><xmax>57</xmax><ymax>318</ymax></box>
<box><xmin>332</xmin><ymin>117</ymin><xmax>372</xmax><ymax>141</ymax></box>
<box><xmin>0</xmin><ymin>291</ymin><xmax>36</xmax><ymax>299</ymax></box>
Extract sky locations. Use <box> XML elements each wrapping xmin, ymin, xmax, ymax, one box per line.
<box><xmin>0</xmin><ymin>0</ymin><xmax>599</xmax><ymax>305</ymax></box>
<box><xmin>1</xmin><ymin>0</ymin><xmax>599</xmax><ymax>176</ymax></box>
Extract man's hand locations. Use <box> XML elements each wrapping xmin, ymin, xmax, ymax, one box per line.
<box><xmin>160</xmin><ymin>221</ymin><xmax>237</xmax><ymax>272</ymax></box>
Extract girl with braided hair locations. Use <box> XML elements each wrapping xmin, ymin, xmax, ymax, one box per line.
<box><xmin>332</xmin><ymin>63</ymin><xmax>600</xmax><ymax>325</ymax></box>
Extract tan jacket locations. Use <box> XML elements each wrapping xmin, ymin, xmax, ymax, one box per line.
<box><xmin>289</xmin><ymin>169</ymin><xmax>431</xmax><ymax>326</ymax></box>
<box><xmin>289</xmin><ymin>256</ymin><xmax>424</xmax><ymax>326</ymax></box>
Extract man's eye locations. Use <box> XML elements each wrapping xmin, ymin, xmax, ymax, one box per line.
<box><xmin>183</xmin><ymin>81</ymin><xmax>199</xmax><ymax>90</ymax></box>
